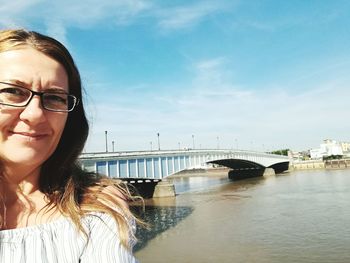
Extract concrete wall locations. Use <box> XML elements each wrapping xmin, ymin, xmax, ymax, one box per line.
<box><xmin>291</xmin><ymin>160</ymin><xmax>325</xmax><ymax>170</ymax></box>
<box><xmin>324</xmin><ymin>159</ymin><xmax>350</xmax><ymax>169</ymax></box>
<box><xmin>291</xmin><ymin>159</ymin><xmax>350</xmax><ymax>170</ymax></box>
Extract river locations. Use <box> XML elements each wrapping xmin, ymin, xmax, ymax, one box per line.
<box><xmin>133</xmin><ymin>169</ymin><xmax>350</xmax><ymax>263</ymax></box>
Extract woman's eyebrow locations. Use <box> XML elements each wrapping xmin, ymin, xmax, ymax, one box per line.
<box><xmin>43</xmin><ymin>87</ymin><xmax>69</xmax><ymax>93</ymax></box>
<box><xmin>3</xmin><ymin>79</ymin><xmax>28</xmax><ymax>87</ymax></box>
<box><xmin>3</xmin><ymin>79</ymin><xmax>68</xmax><ymax>93</ymax></box>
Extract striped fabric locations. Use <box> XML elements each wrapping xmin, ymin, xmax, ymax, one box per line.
<box><xmin>0</xmin><ymin>213</ymin><xmax>138</xmax><ymax>263</ymax></box>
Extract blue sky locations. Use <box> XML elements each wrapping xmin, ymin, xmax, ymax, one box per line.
<box><xmin>1</xmin><ymin>0</ymin><xmax>350</xmax><ymax>152</ymax></box>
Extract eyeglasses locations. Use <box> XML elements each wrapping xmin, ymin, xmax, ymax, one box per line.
<box><xmin>0</xmin><ymin>82</ymin><xmax>79</xmax><ymax>112</ymax></box>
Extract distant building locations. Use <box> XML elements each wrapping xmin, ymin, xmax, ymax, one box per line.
<box><xmin>309</xmin><ymin>149</ymin><xmax>323</xmax><ymax>159</ymax></box>
<box><xmin>309</xmin><ymin>139</ymin><xmax>343</xmax><ymax>159</ymax></box>
<box><xmin>340</xmin><ymin>142</ymin><xmax>350</xmax><ymax>153</ymax></box>
<box><xmin>289</xmin><ymin>150</ymin><xmax>310</xmax><ymax>161</ymax></box>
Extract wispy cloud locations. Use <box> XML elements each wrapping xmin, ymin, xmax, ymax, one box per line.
<box><xmin>0</xmin><ymin>0</ymin><xmax>42</xmax><ymax>28</ymax></box>
<box><xmin>0</xmin><ymin>0</ymin><xmax>234</xmax><ymax>50</ymax></box>
<box><xmin>0</xmin><ymin>1</ymin><xmax>230</xmax><ymax>35</ymax></box>
<box><xmin>227</xmin><ymin>1</ymin><xmax>347</xmax><ymax>33</ymax></box>
<box><xmin>192</xmin><ymin>57</ymin><xmax>233</xmax><ymax>89</ymax></box>
<box><xmin>0</xmin><ymin>0</ymin><xmax>151</xmax><ymax>44</ymax></box>
<box><xmin>45</xmin><ymin>0</ymin><xmax>151</xmax><ymax>26</ymax></box>
<box><xmin>155</xmin><ymin>1</ymin><xmax>231</xmax><ymax>31</ymax></box>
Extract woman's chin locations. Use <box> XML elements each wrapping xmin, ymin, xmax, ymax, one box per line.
<box><xmin>2</xmin><ymin>149</ymin><xmax>52</xmax><ymax>167</ymax></box>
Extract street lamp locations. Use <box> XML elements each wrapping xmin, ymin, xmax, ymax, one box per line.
<box><xmin>112</xmin><ymin>140</ymin><xmax>115</xmax><ymax>152</ymax></box>
<box><xmin>192</xmin><ymin>134</ymin><xmax>195</xmax><ymax>149</ymax></box>
<box><xmin>104</xmin><ymin>131</ymin><xmax>108</xmax><ymax>152</ymax></box>
<box><xmin>157</xmin><ymin>133</ymin><xmax>160</xmax><ymax>150</ymax></box>
<box><xmin>216</xmin><ymin>136</ymin><xmax>220</xmax><ymax>149</ymax></box>
<box><xmin>150</xmin><ymin>141</ymin><xmax>153</xmax><ymax>151</ymax></box>
<box><xmin>178</xmin><ymin>142</ymin><xmax>181</xmax><ymax>150</ymax></box>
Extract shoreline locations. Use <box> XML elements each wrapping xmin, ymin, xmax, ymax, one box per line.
<box><xmin>167</xmin><ymin>159</ymin><xmax>350</xmax><ymax>179</ymax></box>
<box><xmin>167</xmin><ymin>167</ymin><xmax>230</xmax><ymax>178</ymax></box>
<box><xmin>291</xmin><ymin>158</ymin><xmax>350</xmax><ymax>170</ymax></box>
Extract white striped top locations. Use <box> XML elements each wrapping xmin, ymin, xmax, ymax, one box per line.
<box><xmin>0</xmin><ymin>213</ymin><xmax>139</xmax><ymax>263</ymax></box>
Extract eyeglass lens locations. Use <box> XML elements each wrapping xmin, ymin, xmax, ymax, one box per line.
<box><xmin>0</xmin><ymin>83</ymin><xmax>77</xmax><ymax>112</ymax></box>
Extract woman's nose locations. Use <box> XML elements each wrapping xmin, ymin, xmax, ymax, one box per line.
<box><xmin>19</xmin><ymin>96</ymin><xmax>46</xmax><ymax>124</ymax></box>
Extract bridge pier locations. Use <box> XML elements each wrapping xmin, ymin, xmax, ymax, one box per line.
<box><xmin>153</xmin><ymin>180</ymin><xmax>176</xmax><ymax>198</ymax></box>
<box><xmin>263</xmin><ymin>168</ymin><xmax>275</xmax><ymax>177</ymax></box>
<box><xmin>122</xmin><ymin>178</ymin><xmax>161</xmax><ymax>199</ymax></box>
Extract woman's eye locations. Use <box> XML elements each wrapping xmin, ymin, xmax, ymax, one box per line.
<box><xmin>45</xmin><ymin>94</ymin><xmax>68</xmax><ymax>104</ymax></box>
<box><xmin>0</xmin><ymin>86</ymin><xmax>29</xmax><ymax>104</ymax></box>
<box><xmin>0</xmin><ymin>87</ymin><xmax>26</xmax><ymax>96</ymax></box>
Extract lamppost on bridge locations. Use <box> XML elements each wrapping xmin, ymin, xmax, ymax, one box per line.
<box><xmin>235</xmin><ymin>138</ymin><xmax>238</xmax><ymax>149</ymax></box>
<box><xmin>150</xmin><ymin>141</ymin><xmax>153</xmax><ymax>151</ymax></box>
<box><xmin>192</xmin><ymin>134</ymin><xmax>195</xmax><ymax>149</ymax></box>
<box><xmin>112</xmin><ymin>140</ymin><xmax>115</xmax><ymax>152</ymax></box>
<box><xmin>104</xmin><ymin>131</ymin><xmax>108</xmax><ymax>152</ymax></box>
<box><xmin>216</xmin><ymin>136</ymin><xmax>220</xmax><ymax>149</ymax></box>
<box><xmin>178</xmin><ymin>142</ymin><xmax>181</xmax><ymax>150</ymax></box>
<box><xmin>157</xmin><ymin>133</ymin><xmax>160</xmax><ymax>151</ymax></box>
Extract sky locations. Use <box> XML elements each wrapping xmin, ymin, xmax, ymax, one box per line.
<box><xmin>0</xmin><ymin>0</ymin><xmax>350</xmax><ymax>152</ymax></box>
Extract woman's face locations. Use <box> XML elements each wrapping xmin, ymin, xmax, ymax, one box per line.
<box><xmin>0</xmin><ymin>47</ymin><xmax>68</xmax><ymax>169</ymax></box>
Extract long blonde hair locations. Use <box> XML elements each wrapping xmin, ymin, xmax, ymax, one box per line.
<box><xmin>0</xmin><ymin>29</ymin><xmax>140</xmax><ymax>249</ymax></box>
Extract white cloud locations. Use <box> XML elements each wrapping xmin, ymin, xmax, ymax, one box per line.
<box><xmin>0</xmin><ymin>0</ymin><xmax>42</xmax><ymax>28</ymax></box>
<box><xmin>156</xmin><ymin>1</ymin><xmax>230</xmax><ymax>30</ymax></box>
<box><xmin>43</xmin><ymin>19</ymin><xmax>68</xmax><ymax>46</ymax></box>
<box><xmin>46</xmin><ymin>0</ymin><xmax>151</xmax><ymax>26</ymax></box>
<box><xmin>0</xmin><ymin>0</ymin><xmax>151</xmax><ymax>35</ymax></box>
<box><xmin>0</xmin><ymin>0</ymin><xmax>42</xmax><ymax>14</ymax></box>
<box><xmin>0</xmin><ymin>0</ymin><xmax>235</xmax><ymax>37</ymax></box>
<box><xmin>0</xmin><ymin>0</ymin><xmax>153</xmax><ymax>51</ymax></box>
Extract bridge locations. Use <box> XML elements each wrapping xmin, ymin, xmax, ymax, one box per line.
<box><xmin>79</xmin><ymin>149</ymin><xmax>290</xmax><ymax>179</ymax></box>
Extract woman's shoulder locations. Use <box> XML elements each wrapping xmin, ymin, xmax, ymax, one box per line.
<box><xmin>0</xmin><ymin>212</ymin><xmax>123</xmax><ymax>241</ymax></box>
<box><xmin>0</xmin><ymin>212</ymin><xmax>138</xmax><ymax>263</ymax></box>
<box><xmin>0</xmin><ymin>215</ymin><xmax>78</xmax><ymax>242</ymax></box>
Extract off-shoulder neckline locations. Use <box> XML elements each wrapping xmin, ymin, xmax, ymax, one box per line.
<box><xmin>0</xmin><ymin>215</ymin><xmax>71</xmax><ymax>235</ymax></box>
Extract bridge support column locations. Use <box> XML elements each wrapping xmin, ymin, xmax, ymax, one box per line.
<box><xmin>153</xmin><ymin>180</ymin><xmax>176</xmax><ymax>198</ymax></box>
<box><xmin>263</xmin><ymin>168</ymin><xmax>275</xmax><ymax>177</ymax></box>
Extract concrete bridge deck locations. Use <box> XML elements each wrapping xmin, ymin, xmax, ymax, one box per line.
<box><xmin>79</xmin><ymin>149</ymin><xmax>290</xmax><ymax>179</ymax></box>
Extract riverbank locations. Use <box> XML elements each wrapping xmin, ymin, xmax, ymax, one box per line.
<box><xmin>291</xmin><ymin>159</ymin><xmax>350</xmax><ymax>170</ymax></box>
<box><xmin>170</xmin><ymin>159</ymin><xmax>350</xmax><ymax>178</ymax></box>
<box><xmin>291</xmin><ymin>160</ymin><xmax>325</xmax><ymax>170</ymax></box>
<box><xmin>167</xmin><ymin>167</ymin><xmax>230</xmax><ymax>178</ymax></box>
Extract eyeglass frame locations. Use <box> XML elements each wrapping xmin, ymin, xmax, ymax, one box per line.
<box><xmin>0</xmin><ymin>81</ymin><xmax>79</xmax><ymax>112</ymax></box>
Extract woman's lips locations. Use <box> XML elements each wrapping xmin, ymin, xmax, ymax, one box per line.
<box><xmin>10</xmin><ymin>131</ymin><xmax>48</xmax><ymax>140</ymax></box>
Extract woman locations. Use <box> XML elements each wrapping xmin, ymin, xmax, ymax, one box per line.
<box><xmin>0</xmin><ymin>29</ymin><xmax>139</xmax><ymax>262</ymax></box>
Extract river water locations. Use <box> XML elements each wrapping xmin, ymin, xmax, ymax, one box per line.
<box><xmin>134</xmin><ymin>169</ymin><xmax>350</xmax><ymax>263</ymax></box>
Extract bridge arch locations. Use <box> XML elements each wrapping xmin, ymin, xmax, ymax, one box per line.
<box><xmin>207</xmin><ymin>157</ymin><xmax>289</xmax><ymax>180</ymax></box>
<box><xmin>268</xmin><ymin>161</ymin><xmax>290</xmax><ymax>173</ymax></box>
<box><xmin>207</xmin><ymin>159</ymin><xmax>265</xmax><ymax>170</ymax></box>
